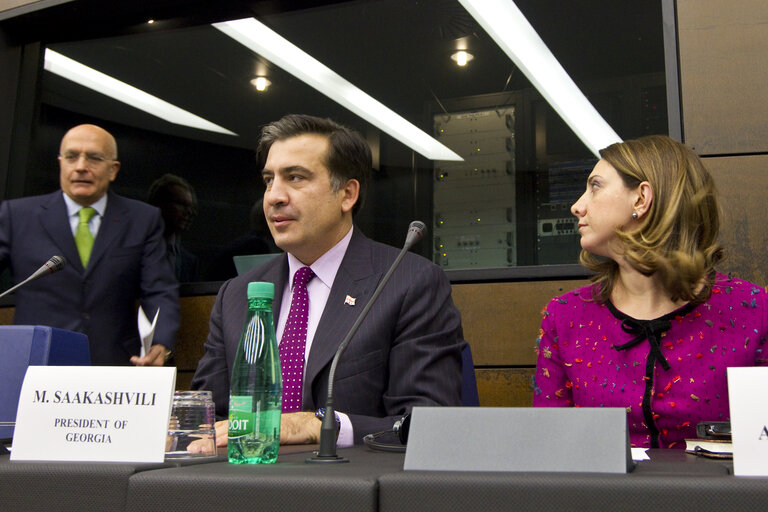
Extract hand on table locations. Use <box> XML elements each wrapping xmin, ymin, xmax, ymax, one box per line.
<box><xmin>187</xmin><ymin>412</ymin><xmax>321</xmax><ymax>453</ymax></box>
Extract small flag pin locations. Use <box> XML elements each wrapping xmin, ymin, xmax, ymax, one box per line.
<box><xmin>344</xmin><ymin>295</ymin><xmax>356</xmax><ymax>306</ymax></box>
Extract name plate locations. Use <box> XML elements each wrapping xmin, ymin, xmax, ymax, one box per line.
<box><xmin>404</xmin><ymin>407</ymin><xmax>632</xmax><ymax>473</ymax></box>
<box><xmin>11</xmin><ymin>366</ymin><xmax>176</xmax><ymax>463</ymax></box>
<box><xmin>728</xmin><ymin>367</ymin><xmax>768</xmax><ymax>476</ymax></box>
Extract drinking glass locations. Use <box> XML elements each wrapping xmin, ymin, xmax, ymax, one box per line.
<box><xmin>166</xmin><ymin>390</ymin><xmax>216</xmax><ymax>458</ymax></box>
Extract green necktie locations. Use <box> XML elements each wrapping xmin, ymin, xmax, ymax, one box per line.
<box><xmin>75</xmin><ymin>207</ymin><xmax>97</xmax><ymax>267</ymax></box>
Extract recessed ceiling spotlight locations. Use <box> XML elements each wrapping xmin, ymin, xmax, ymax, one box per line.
<box><xmin>450</xmin><ymin>50</ymin><xmax>474</xmax><ymax>66</ymax></box>
<box><xmin>250</xmin><ymin>76</ymin><xmax>271</xmax><ymax>92</ymax></box>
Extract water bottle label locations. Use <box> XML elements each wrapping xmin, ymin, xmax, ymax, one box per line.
<box><xmin>229</xmin><ymin>396</ymin><xmax>257</xmax><ymax>438</ymax></box>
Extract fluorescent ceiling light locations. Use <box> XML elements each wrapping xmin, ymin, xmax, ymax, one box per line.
<box><xmin>458</xmin><ymin>0</ymin><xmax>621</xmax><ymax>157</ymax></box>
<box><xmin>44</xmin><ymin>48</ymin><xmax>237</xmax><ymax>136</ymax></box>
<box><xmin>213</xmin><ymin>18</ymin><xmax>462</xmax><ymax>162</ymax></box>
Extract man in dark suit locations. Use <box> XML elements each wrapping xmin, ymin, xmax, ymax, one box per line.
<box><xmin>191</xmin><ymin>114</ymin><xmax>463</xmax><ymax>447</ymax></box>
<box><xmin>0</xmin><ymin>124</ymin><xmax>179</xmax><ymax>366</ymax></box>
<box><xmin>147</xmin><ymin>173</ymin><xmax>200</xmax><ymax>283</ymax></box>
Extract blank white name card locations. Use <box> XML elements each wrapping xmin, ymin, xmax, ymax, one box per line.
<box><xmin>728</xmin><ymin>367</ymin><xmax>768</xmax><ymax>476</ymax></box>
<box><xmin>11</xmin><ymin>366</ymin><xmax>176</xmax><ymax>463</ymax></box>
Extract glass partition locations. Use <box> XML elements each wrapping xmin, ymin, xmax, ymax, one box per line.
<box><xmin>23</xmin><ymin>0</ymin><xmax>666</xmax><ymax>282</ymax></box>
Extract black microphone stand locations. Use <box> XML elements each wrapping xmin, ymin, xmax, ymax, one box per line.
<box><xmin>307</xmin><ymin>222</ymin><xmax>425</xmax><ymax>463</ymax></box>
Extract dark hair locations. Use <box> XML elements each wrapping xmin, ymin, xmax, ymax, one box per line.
<box><xmin>581</xmin><ymin>135</ymin><xmax>723</xmax><ymax>304</ymax></box>
<box><xmin>256</xmin><ymin>114</ymin><xmax>371</xmax><ymax>216</ymax></box>
<box><xmin>147</xmin><ymin>173</ymin><xmax>198</xmax><ymax>209</ymax></box>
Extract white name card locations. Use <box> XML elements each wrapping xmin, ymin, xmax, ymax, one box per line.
<box><xmin>11</xmin><ymin>366</ymin><xmax>176</xmax><ymax>463</ymax></box>
<box><xmin>727</xmin><ymin>367</ymin><xmax>768</xmax><ymax>476</ymax></box>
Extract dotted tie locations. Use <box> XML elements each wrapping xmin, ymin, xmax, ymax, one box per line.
<box><xmin>75</xmin><ymin>207</ymin><xmax>97</xmax><ymax>268</ymax></box>
<box><xmin>280</xmin><ymin>266</ymin><xmax>315</xmax><ymax>412</ymax></box>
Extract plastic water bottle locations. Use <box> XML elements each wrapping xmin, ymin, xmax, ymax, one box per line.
<box><xmin>228</xmin><ymin>281</ymin><xmax>282</xmax><ymax>464</ymax></box>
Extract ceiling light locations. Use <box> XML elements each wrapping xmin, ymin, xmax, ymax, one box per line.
<box><xmin>44</xmin><ymin>49</ymin><xmax>236</xmax><ymax>136</ymax></box>
<box><xmin>458</xmin><ymin>0</ymin><xmax>621</xmax><ymax>156</ymax></box>
<box><xmin>214</xmin><ymin>18</ymin><xmax>462</xmax><ymax>162</ymax></box>
<box><xmin>250</xmin><ymin>76</ymin><xmax>271</xmax><ymax>91</ymax></box>
<box><xmin>451</xmin><ymin>50</ymin><xmax>473</xmax><ymax>66</ymax></box>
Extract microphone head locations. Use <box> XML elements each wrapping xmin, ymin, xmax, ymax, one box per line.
<box><xmin>47</xmin><ymin>255</ymin><xmax>66</xmax><ymax>273</ymax></box>
<box><xmin>405</xmin><ymin>221</ymin><xmax>427</xmax><ymax>248</ymax></box>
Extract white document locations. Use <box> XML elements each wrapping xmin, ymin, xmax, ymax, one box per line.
<box><xmin>11</xmin><ymin>366</ymin><xmax>176</xmax><ymax>463</ymax></box>
<box><xmin>138</xmin><ymin>306</ymin><xmax>159</xmax><ymax>357</ymax></box>
<box><xmin>727</xmin><ymin>367</ymin><xmax>768</xmax><ymax>476</ymax></box>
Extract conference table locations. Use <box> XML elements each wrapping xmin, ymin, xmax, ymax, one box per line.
<box><xmin>2</xmin><ymin>444</ymin><xmax>768</xmax><ymax>512</ymax></box>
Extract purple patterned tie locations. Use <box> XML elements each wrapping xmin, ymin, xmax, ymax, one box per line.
<box><xmin>280</xmin><ymin>266</ymin><xmax>315</xmax><ymax>412</ymax></box>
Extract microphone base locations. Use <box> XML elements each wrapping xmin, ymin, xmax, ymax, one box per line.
<box><xmin>305</xmin><ymin>454</ymin><xmax>349</xmax><ymax>463</ymax></box>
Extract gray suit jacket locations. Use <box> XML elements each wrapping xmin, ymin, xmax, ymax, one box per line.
<box><xmin>0</xmin><ymin>190</ymin><xmax>180</xmax><ymax>365</ymax></box>
<box><xmin>191</xmin><ymin>228</ymin><xmax>464</xmax><ymax>444</ymax></box>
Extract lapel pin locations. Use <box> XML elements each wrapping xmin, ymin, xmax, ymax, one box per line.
<box><xmin>344</xmin><ymin>295</ymin><xmax>356</xmax><ymax>306</ymax></box>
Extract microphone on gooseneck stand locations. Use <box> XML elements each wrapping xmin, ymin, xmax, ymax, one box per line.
<box><xmin>0</xmin><ymin>256</ymin><xmax>66</xmax><ymax>300</ymax></box>
<box><xmin>0</xmin><ymin>254</ymin><xmax>68</xmax><ymax>456</ymax></box>
<box><xmin>306</xmin><ymin>221</ymin><xmax>427</xmax><ymax>464</ymax></box>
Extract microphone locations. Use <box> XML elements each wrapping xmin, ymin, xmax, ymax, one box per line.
<box><xmin>0</xmin><ymin>255</ymin><xmax>66</xmax><ymax>300</ymax></box>
<box><xmin>307</xmin><ymin>221</ymin><xmax>427</xmax><ymax>463</ymax></box>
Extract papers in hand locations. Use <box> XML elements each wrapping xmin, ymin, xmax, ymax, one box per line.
<box><xmin>138</xmin><ymin>306</ymin><xmax>159</xmax><ymax>357</ymax></box>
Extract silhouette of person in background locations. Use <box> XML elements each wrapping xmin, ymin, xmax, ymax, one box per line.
<box><xmin>204</xmin><ymin>197</ymin><xmax>279</xmax><ymax>281</ymax></box>
<box><xmin>148</xmin><ymin>173</ymin><xmax>199</xmax><ymax>283</ymax></box>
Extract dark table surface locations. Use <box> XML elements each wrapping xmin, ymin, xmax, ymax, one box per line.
<box><xmin>379</xmin><ymin>449</ymin><xmax>765</xmax><ymax>512</ymax></box>
<box><xmin>3</xmin><ymin>444</ymin><xmax>764</xmax><ymax>512</ymax></box>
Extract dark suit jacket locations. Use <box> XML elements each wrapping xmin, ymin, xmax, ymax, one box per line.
<box><xmin>167</xmin><ymin>241</ymin><xmax>199</xmax><ymax>283</ymax></box>
<box><xmin>191</xmin><ymin>228</ymin><xmax>464</xmax><ymax>444</ymax></box>
<box><xmin>0</xmin><ymin>190</ymin><xmax>180</xmax><ymax>365</ymax></box>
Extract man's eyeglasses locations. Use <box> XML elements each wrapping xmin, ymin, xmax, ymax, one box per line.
<box><xmin>59</xmin><ymin>152</ymin><xmax>115</xmax><ymax>165</ymax></box>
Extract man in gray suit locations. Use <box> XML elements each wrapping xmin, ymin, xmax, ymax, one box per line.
<box><xmin>0</xmin><ymin>124</ymin><xmax>179</xmax><ymax>366</ymax></box>
<box><xmin>191</xmin><ymin>114</ymin><xmax>463</xmax><ymax>447</ymax></box>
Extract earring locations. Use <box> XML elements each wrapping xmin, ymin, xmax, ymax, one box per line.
<box><xmin>632</xmin><ymin>212</ymin><xmax>639</xmax><ymax>220</ymax></box>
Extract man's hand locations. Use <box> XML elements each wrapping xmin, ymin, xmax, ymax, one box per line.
<box><xmin>130</xmin><ymin>344</ymin><xmax>169</xmax><ymax>366</ymax></box>
<box><xmin>190</xmin><ymin>412</ymin><xmax>321</xmax><ymax>452</ymax></box>
<box><xmin>214</xmin><ymin>419</ymin><xmax>228</xmax><ymax>447</ymax></box>
<box><xmin>280</xmin><ymin>411</ymin><xmax>321</xmax><ymax>445</ymax></box>
<box><xmin>187</xmin><ymin>419</ymin><xmax>227</xmax><ymax>454</ymax></box>
<box><xmin>187</xmin><ymin>420</ymin><xmax>229</xmax><ymax>455</ymax></box>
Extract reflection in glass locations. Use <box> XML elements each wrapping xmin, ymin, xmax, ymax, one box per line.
<box><xmin>33</xmin><ymin>0</ymin><xmax>666</xmax><ymax>277</ymax></box>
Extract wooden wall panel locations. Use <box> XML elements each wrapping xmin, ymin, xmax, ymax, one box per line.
<box><xmin>174</xmin><ymin>295</ymin><xmax>216</xmax><ymax>370</ymax></box>
<box><xmin>451</xmin><ymin>280</ymin><xmax>588</xmax><ymax>366</ymax></box>
<box><xmin>173</xmin><ymin>295</ymin><xmax>216</xmax><ymax>391</ymax></box>
<box><xmin>677</xmin><ymin>0</ymin><xmax>768</xmax><ymax>155</ymax></box>
<box><xmin>1</xmin><ymin>279</ymin><xmax>583</xmax><ymax>402</ymax></box>
<box><xmin>706</xmin><ymin>155</ymin><xmax>768</xmax><ymax>286</ymax></box>
<box><xmin>0</xmin><ymin>306</ymin><xmax>13</xmax><ymax>325</ymax></box>
<box><xmin>476</xmin><ymin>368</ymin><xmax>535</xmax><ymax>407</ymax></box>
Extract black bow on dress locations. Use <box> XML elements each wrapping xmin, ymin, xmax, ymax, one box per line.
<box><xmin>613</xmin><ymin>317</ymin><xmax>673</xmax><ymax>370</ymax></box>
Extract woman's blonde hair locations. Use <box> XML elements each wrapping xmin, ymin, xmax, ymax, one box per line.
<box><xmin>581</xmin><ymin>135</ymin><xmax>724</xmax><ymax>304</ymax></box>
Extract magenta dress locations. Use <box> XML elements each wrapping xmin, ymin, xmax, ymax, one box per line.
<box><xmin>533</xmin><ymin>273</ymin><xmax>768</xmax><ymax>449</ymax></box>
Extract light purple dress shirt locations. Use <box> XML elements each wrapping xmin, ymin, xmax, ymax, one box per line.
<box><xmin>276</xmin><ymin>226</ymin><xmax>354</xmax><ymax>446</ymax></box>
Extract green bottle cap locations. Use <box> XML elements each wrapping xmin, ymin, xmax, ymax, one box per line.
<box><xmin>247</xmin><ymin>281</ymin><xmax>274</xmax><ymax>299</ymax></box>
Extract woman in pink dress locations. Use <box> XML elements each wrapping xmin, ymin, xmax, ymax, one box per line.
<box><xmin>533</xmin><ymin>135</ymin><xmax>768</xmax><ymax>449</ymax></box>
